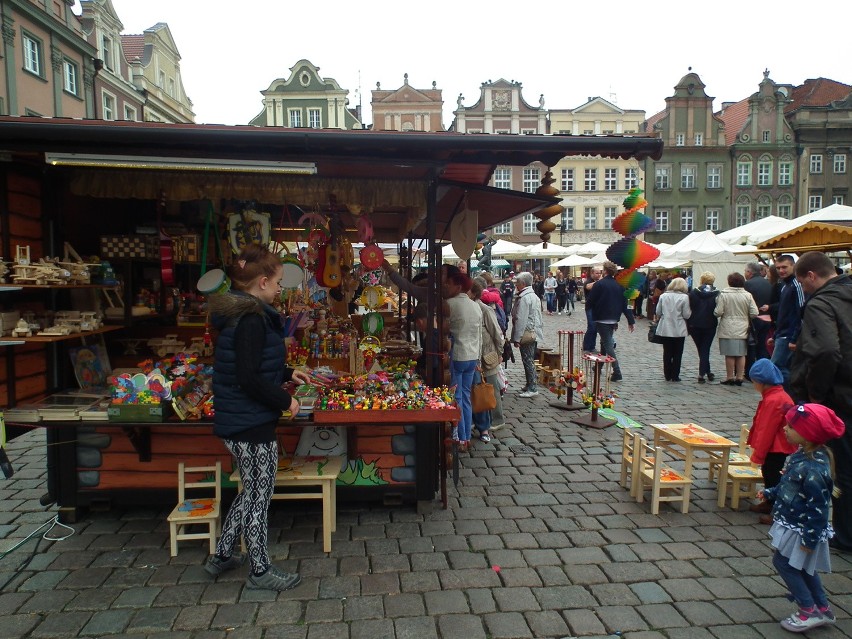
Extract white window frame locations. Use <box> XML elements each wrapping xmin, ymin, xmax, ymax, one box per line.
<box><xmin>561</xmin><ymin>168</ymin><xmax>574</xmax><ymax>192</ymax></box>
<box><xmin>655</xmin><ymin>165</ymin><xmax>671</xmax><ymax>190</ymax></box>
<box><xmin>521</xmin><ymin>128</ymin><xmax>536</xmax><ymax>135</ymax></box>
<box><xmin>493</xmin><ymin>222</ymin><xmax>511</xmax><ymax>234</ymax></box>
<box><xmin>706</xmin><ymin>165</ymin><xmax>721</xmax><ymax>189</ymax></box>
<box><xmin>101</xmin><ymin>35</ymin><xmax>114</xmax><ymax>71</ymax></box>
<box><xmin>694</xmin><ymin>133</ymin><xmax>703</xmax><ymax>146</ymax></box>
<box><xmin>158</xmin><ymin>70</ymin><xmax>166</xmax><ymax>89</ymax></box>
<box><xmin>736</xmin><ymin>203</ymin><xmax>751</xmax><ymax>226</ymax></box>
<box><xmin>22</xmin><ymin>33</ymin><xmax>42</xmax><ymax>76</ymax></box>
<box><xmin>680</xmin><ymin>209</ymin><xmax>694</xmax><ymax>232</ymax></box>
<box><xmin>288</xmin><ymin>109</ymin><xmax>302</xmax><ymax>128</ymax></box>
<box><xmin>705</xmin><ymin>209</ymin><xmax>719</xmax><ymax>231</ymax></box>
<box><xmin>584</xmin><ymin>207</ymin><xmax>597</xmax><ymax>230</ymax></box>
<box><xmin>777</xmin><ymin>196</ymin><xmax>793</xmax><ymax>218</ymax></box>
<box><xmin>308</xmin><ymin>108</ymin><xmax>322</xmax><ymax>129</ymax></box>
<box><xmin>737</xmin><ymin>161</ymin><xmax>752</xmax><ymax>187</ymax></box>
<box><xmin>834</xmin><ymin>154</ymin><xmax>847</xmax><ymax>174</ymax></box>
<box><xmin>756</xmin><ymin>203</ymin><xmax>771</xmax><ymax>218</ymax></box>
<box><xmin>810</xmin><ymin>154</ymin><xmax>823</xmax><ymax>174</ymax></box>
<box><xmin>62</xmin><ymin>59</ymin><xmax>78</xmax><ymax>95</ymax></box>
<box><xmin>561</xmin><ymin>207</ymin><xmax>574</xmax><ymax>231</ymax></box>
<box><xmin>604</xmin><ymin>206</ymin><xmax>618</xmax><ymax>229</ymax></box>
<box><xmin>493</xmin><ymin>167</ymin><xmax>511</xmax><ymax>189</ymax></box>
<box><xmin>778</xmin><ymin>162</ymin><xmax>793</xmax><ymax>186</ymax></box>
<box><xmin>758</xmin><ymin>161</ymin><xmax>773</xmax><ymax>186</ymax></box>
<box><xmin>604</xmin><ymin>168</ymin><xmax>618</xmax><ymax>191</ymax></box>
<box><xmin>654</xmin><ymin>209</ymin><xmax>669</xmax><ymax>232</ymax></box>
<box><xmin>675</xmin><ymin>133</ymin><xmax>685</xmax><ymax>146</ymax></box>
<box><xmin>522</xmin><ymin>213</ymin><xmax>538</xmax><ymax>234</ymax></box>
<box><xmin>101</xmin><ymin>91</ymin><xmax>115</xmax><ymax>120</ymax></box>
<box><xmin>123</xmin><ymin>105</ymin><xmax>137</xmax><ymax>121</ymax></box>
<box><xmin>522</xmin><ymin>167</ymin><xmax>540</xmax><ymax>194</ymax></box>
<box><xmin>680</xmin><ymin>165</ymin><xmax>696</xmax><ymax>190</ymax></box>
<box><xmin>808</xmin><ymin>195</ymin><xmax>822</xmax><ymax>212</ymax></box>
<box><xmin>624</xmin><ymin>168</ymin><xmax>638</xmax><ymax>190</ymax></box>
<box><xmin>584</xmin><ymin>168</ymin><xmax>597</xmax><ymax>191</ymax></box>
<box><xmin>834</xmin><ymin>195</ymin><xmax>846</xmax><ymax>205</ymax></box>
<box><xmin>168</xmin><ymin>78</ymin><xmax>175</xmax><ymax>98</ymax></box>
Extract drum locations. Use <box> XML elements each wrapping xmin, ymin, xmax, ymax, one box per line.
<box><xmin>196</xmin><ymin>269</ymin><xmax>230</xmax><ymax>295</ymax></box>
<box><xmin>281</xmin><ymin>255</ymin><xmax>304</xmax><ymax>289</ymax></box>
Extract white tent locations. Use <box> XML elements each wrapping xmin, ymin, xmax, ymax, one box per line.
<box><xmin>489</xmin><ymin>239</ymin><xmax>529</xmax><ymax>258</ymax></box>
<box><xmin>717</xmin><ymin>215</ymin><xmax>788</xmax><ymax>246</ymax></box>
<box><xmin>749</xmin><ymin>203</ymin><xmax>852</xmax><ymax>246</ymax></box>
<box><xmin>656</xmin><ymin>230</ymin><xmax>751</xmax><ymax>283</ymax></box>
<box><xmin>550</xmin><ymin>254</ymin><xmax>597</xmax><ymax>268</ymax></box>
<box><xmin>525</xmin><ymin>242</ymin><xmax>575</xmax><ymax>258</ymax></box>
<box><xmin>441</xmin><ymin>244</ymin><xmax>459</xmax><ymax>261</ymax></box>
<box><xmin>574</xmin><ymin>241</ymin><xmax>609</xmax><ymax>255</ymax></box>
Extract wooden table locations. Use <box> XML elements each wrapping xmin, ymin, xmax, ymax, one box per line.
<box><xmin>649</xmin><ymin>423</ymin><xmax>735</xmax><ymax>508</ymax></box>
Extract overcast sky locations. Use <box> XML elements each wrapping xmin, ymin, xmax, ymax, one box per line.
<box><xmin>79</xmin><ymin>0</ymin><xmax>850</xmax><ymax>127</ymax></box>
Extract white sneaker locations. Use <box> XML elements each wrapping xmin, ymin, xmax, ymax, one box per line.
<box><xmin>519</xmin><ymin>390</ymin><xmax>539</xmax><ymax>398</ymax></box>
<box><xmin>557</xmin><ymin>311</ymin><xmax>561</xmax><ymax>315</ymax></box>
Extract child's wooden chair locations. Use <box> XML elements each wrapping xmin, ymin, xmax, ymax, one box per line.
<box><xmin>619</xmin><ymin>429</ymin><xmax>642</xmax><ymax>497</ymax></box>
<box><xmin>167</xmin><ymin>462</ymin><xmax>222</xmax><ymax>557</ymax></box>
<box><xmin>634</xmin><ymin>437</ymin><xmax>693</xmax><ymax>514</ymax></box>
<box><xmin>719</xmin><ymin>463</ymin><xmax>764</xmax><ymax>509</ymax></box>
<box><xmin>708</xmin><ymin>424</ymin><xmax>752</xmax><ymax>481</ymax></box>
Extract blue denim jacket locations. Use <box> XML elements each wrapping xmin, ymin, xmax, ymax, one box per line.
<box><xmin>763</xmin><ymin>448</ymin><xmax>833</xmax><ymax>549</ymax></box>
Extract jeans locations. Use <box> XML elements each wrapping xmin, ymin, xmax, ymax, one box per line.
<box><xmin>689</xmin><ymin>327</ymin><xmax>716</xmax><ymax>377</ymax></box>
<box><xmin>502</xmin><ymin>294</ymin><xmax>513</xmax><ymax>313</ymax></box>
<box><xmin>545</xmin><ymin>292</ymin><xmax>556</xmax><ymax>312</ymax></box>
<box><xmin>556</xmin><ymin>293</ymin><xmax>568</xmax><ymax>313</ymax></box>
<box><xmin>451</xmin><ymin>359</ymin><xmax>478</xmax><ymax>442</ymax></box>
<box><xmin>660</xmin><ymin>335</ymin><xmax>685</xmax><ymax>380</ymax></box>
<box><xmin>773</xmin><ymin>550</ymin><xmax>828</xmax><ymax>609</ymax></box>
<box><xmin>472</xmin><ymin>369</ymin><xmax>492</xmax><ymax>433</ymax></box>
<box><xmin>596</xmin><ymin>322</ymin><xmax>621</xmax><ymax>376</ymax></box>
<box><xmin>771</xmin><ymin>335</ymin><xmax>794</xmax><ymax>391</ymax></box>
<box><xmin>582</xmin><ymin>309</ymin><xmax>598</xmax><ymax>352</ymax></box>
<box><xmin>519</xmin><ymin>340</ymin><xmax>537</xmax><ymax>391</ymax></box>
<box><xmin>485</xmin><ymin>370</ymin><xmax>505</xmax><ymax>425</ymax></box>
<box><xmin>567</xmin><ymin>293</ymin><xmax>576</xmax><ymax>311</ymax></box>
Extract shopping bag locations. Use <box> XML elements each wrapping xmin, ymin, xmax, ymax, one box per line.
<box><xmin>471</xmin><ymin>380</ymin><xmax>497</xmax><ymax>412</ymax></box>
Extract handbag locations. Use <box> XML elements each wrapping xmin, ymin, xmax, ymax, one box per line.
<box><xmin>519</xmin><ymin>329</ymin><xmax>536</xmax><ymax>345</ymax></box>
<box><xmin>471</xmin><ymin>379</ymin><xmax>497</xmax><ymax>413</ymax></box>
<box><xmin>482</xmin><ymin>350</ymin><xmax>501</xmax><ymax>369</ymax></box>
<box><xmin>647</xmin><ymin>322</ymin><xmax>664</xmax><ymax>344</ymax></box>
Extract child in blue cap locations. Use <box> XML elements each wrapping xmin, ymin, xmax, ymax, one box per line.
<box><xmin>748</xmin><ymin>359</ymin><xmax>797</xmax><ymax>523</ymax></box>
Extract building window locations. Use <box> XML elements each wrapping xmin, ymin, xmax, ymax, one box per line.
<box><xmin>675</xmin><ymin>133</ymin><xmax>685</xmax><ymax>146</ymax></box>
<box><xmin>706</xmin><ymin>209</ymin><xmax>719</xmax><ymax>231</ymax></box>
<box><xmin>493</xmin><ymin>168</ymin><xmax>511</xmax><ymax>189</ymax></box>
<box><xmin>777</xmin><ymin>197</ymin><xmax>792</xmax><ymax>218</ymax></box>
<box><xmin>736</xmin><ymin>204</ymin><xmax>751</xmax><ymax>226</ymax></box>
<box><xmin>101</xmin><ymin>92</ymin><xmax>115</xmax><ymax>120</ymax></box>
<box><xmin>289</xmin><ymin>109</ymin><xmax>302</xmax><ymax>128</ymax></box>
<box><xmin>521</xmin><ymin>128</ymin><xmax>536</xmax><ymax>135</ymax></box>
<box><xmin>808</xmin><ymin>195</ymin><xmax>822</xmax><ymax>212</ymax></box>
<box><xmin>62</xmin><ymin>60</ymin><xmax>78</xmax><ymax>95</ymax></box>
<box><xmin>523</xmin><ymin>213</ymin><xmax>538</xmax><ymax>234</ymax></box>
<box><xmin>22</xmin><ymin>33</ymin><xmax>42</xmax><ymax>76</ymax></box>
<box><xmin>834</xmin><ymin>154</ymin><xmax>847</xmax><ymax>174</ymax></box>
<box><xmin>680</xmin><ymin>209</ymin><xmax>694</xmax><ymax>232</ymax></box>
<box><xmin>168</xmin><ymin>78</ymin><xmax>175</xmax><ymax>98</ymax></box>
<box><xmin>707</xmin><ymin>165</ymin><xmax>721</xmax><ymax>189</ymax></box>
<box><xmin>680</xmin><ymin>165</ymin><xmax>696</xmax><ymax>190</ymax></box>
<box><xmin>762</xmin><ymin>130</ymin><xmax>771</xmax><ymax>142</ymax></box>
<box><xmin>493</xmin><ymin>222</ymin><xmax>511</xmax><ymax>234</ymax></box>
<box><xmin>584</xmin><ymin>168</ymin><xmax>597</xmax><ymax>191</ymax></box>
<box><xmin>604</xmin><ymin>206</ymin><xmax>618</xmax><ymax>229</ymax></box>
<box><xmin>308</xmin><ymin>108</ymin><xmax>321</xmax><ymax>128</ymax></box>
<box><xmin>758</xmin><ymin>161</ymin><xmax>773</xmax><ymax>186</ymax></box>
<box><xmin>101</xmin><ymin>36</ymin><xmax>113</xmax><ymax>71</ymax></box>
<box><xmin>756</xmin><ymin>203</ymin><xmax>771</xmax><ymax>218</ymax></box>
<box><xmin>584</xmin><ymin>207</ymin><xmax>597</xmax><ymax>230</ymax></box>
<box><xmin>834</xmin><ymin>195</ymin><xmax>846</xmax><ymax>205</ymax></box>
<box><xmin>467</xmin><ymin>129</ymin><xmax>482</xmax><ymax>133</ymax></box>
<box><xmin>624</xmin><ymin>168</ymin><xmax>638</xmax><ymax>190</ymax></box>
<box><xmin>654</xmin><ymin>165</ymin><xmax>671</xmax><ymax>190</ymax></box>
<box><xmin>737</xmin><ymin>161</ymin><xmax>752</xmax><ymax>186</ymax></box>
<box><xmin>779</xmin><ymin>162</ymin><xmax>793</xmax><ymax>186</ymax></box>
<box><xmin>561</xmin><ymin>168</ymin><xmax>574</xmax><ymax>192</ymax></box>
<box><xmin>523</xmin><ymin>167</ymin><xmax>540</xmax><ymax>193</ymax></box>
<box><xmin>583</xmin><ymin>129</ymin><xmax>593</xmax><ymax>135</ymax></box>
<box><xmin>123</xmin><ymin>105</ymin><xmax>137</xmax><ymax>121</ymax></box>
<box><xmin>654</xmin><ymin>209</ymin><xmax>669</xmax><ymax>232</ymax></box>
<box><xmin>694</xmin><ymin>133</ymin><xmax>703</xmax><ymax>146</ymax></box>
<box><xmin>604</xmin><ymin>168</ymin><xmax>618</xmax><ymax>191</ymax></box>
<box><xmin>562</xmin><ymin>207</ymin><xmax>574</xmax><ymax>231</ymax></box>
<box><xmin>810</xmin><ymin>154</ymin><xmax>823</xmax><ymax>174</ymax></box>
<box><xmin>158</xmin><ymin>70</ymin><xmax>166</xmax><ymax>88</ymax></box>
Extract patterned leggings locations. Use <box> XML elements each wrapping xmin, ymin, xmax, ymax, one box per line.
<box><xmin>216</xmin><ymin>439</ymin><xmax>277</xmax><ymax>575</ymax></box>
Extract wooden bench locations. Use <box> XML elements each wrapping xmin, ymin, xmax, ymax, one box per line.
<box><xmin>230</xmin><ymin>456</ymin><xmax>344</xmax><ymax>553</ymax></box>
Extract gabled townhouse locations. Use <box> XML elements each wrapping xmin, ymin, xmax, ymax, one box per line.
<box><xmin>370</xmin><ymin>74</ymin><xmax>443</xmax><ymax>132</ymax></box>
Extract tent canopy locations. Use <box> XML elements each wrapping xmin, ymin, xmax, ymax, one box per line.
<box><xmin>551</xmin><ymin>254</ymin><xmax>596</xmax><ymax>268</ymax></box>
<box><xmin>489</xmin><ymin>239</ymin><xmax>529</xmax><ymax>258</ymax></box>
<box><xmin>659</xmin><ymin>230</ymin><xmax>741</xmax><ymax>262</ymax></box>
<box><xmin>748</xmin><ymin>204</ymin><xmax>852</xmax><ymax>246</ymax></box>
<box><xmin>574</xmin><ymin>241</ymin><xmax>609</xmax><ymax>255</ymax></box>
<box><xmin>717</xmin><ymin>215</ymin><xmax>789</xmax><ymax>246</ymax></box>
<box><xmin>756</xmin><ymin>221</ymin><xmax>852</xmax><ymax>253</ymax></box>
<box><xmin>525</xmin><ymin>242</ymin><xmax>575</xmax><ymax>258</ymax></box>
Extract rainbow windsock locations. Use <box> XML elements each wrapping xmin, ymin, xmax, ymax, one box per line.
<box><xmin>606</xmin><ymin>187</ymin><xmax>660</xmax><ymax>298</ymax></box>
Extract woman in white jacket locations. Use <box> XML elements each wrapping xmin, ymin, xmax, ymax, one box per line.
<box><xmin>654</xmin><ymin>277</ymin><xmax>692</xmax><ymax>382</ymax></box>
<box><xmin>714</xmin><ymin>271</ymin><xmax>759</xmax><ymax>385</ymax></box>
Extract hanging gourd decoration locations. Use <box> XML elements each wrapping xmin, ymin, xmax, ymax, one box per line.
<box><xmin>359</xmin><ymin>336</ymin><xmax>381</xmax><ymax>372</ymax></box>
<box><xmin>362</xmin><ymin>312</ymin><xmax>384</xmax><ymax>336</ymax></box>
<box><xmin>605</xmin><ymin>187</ymin><xmax>660</xmax><ymax>300</ymax></box>
<box><xmin>360</xmin><ymin>285</ymin><xmax>385</xmax><ymax>310</ymax></box>
<box><xmin>359</xmin><ymin>244</ymin><xmax>384</xmax><ymax>270</ymax></box>
<box><xmin>533</xmin><ymin>170</ymin><xmax>565</xmax><ymax>246</ymax></box>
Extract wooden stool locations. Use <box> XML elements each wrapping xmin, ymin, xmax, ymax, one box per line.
<box><xmin>167</xmin><ymin>462</ymin><xmax>222</xmax><ymax>557</ymax></box>
<box><xmin>230</xmin><ymin>456</ymin><xmax>343</xmax><ymax>553</ymax></box>
<box><xmin>634</xmin><ymin>438</ymin><xmax>692</xmax><ymax>514</ymax></box>
<box><xmin>719</xmin><ymin>464</ymin><xmax>763</xmax><ymax>509</ymax></box>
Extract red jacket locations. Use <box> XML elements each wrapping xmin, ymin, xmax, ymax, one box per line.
<box><xmin>748</xmin><ymin>385</ymin><xmax>797</xmax><ymax>464</ymax></box>
<box><xmin>482</xmin><ymin>288</ymin><xmax>504</xmax><ymax>309</ymax></box>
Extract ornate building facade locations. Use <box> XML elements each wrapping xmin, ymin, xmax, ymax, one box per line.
<box><xmin>370</xmin><ymin>74</ymin><xmax>443</xmax><ymax>131</ymax></box>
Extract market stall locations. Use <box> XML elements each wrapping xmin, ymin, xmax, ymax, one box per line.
<box><xmin>0</xmin><ymin>118</ymin><xmax>662</xmax><ymax>519</ymax></box>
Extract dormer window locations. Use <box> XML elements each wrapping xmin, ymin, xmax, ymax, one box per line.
<box><xmin>102</xmin><ymin>36</ymin><xmax>113</xmax><ymax>71</ymax></box>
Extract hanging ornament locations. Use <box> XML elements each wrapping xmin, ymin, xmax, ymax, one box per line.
<box><xmin>605</xmin><ymin>187</ymin><xmax>661</xmax><ymax>299</ymax></box>
<box><xmin>533</xmin><ymin>170</ymin><xmax>564</xmax><ymax>246</ymax></box>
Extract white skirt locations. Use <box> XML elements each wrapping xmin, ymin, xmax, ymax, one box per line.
<box><xmin>769</xmin><ymin>521</ymin><xmax>832</xmax><ymax>575</ymax></box>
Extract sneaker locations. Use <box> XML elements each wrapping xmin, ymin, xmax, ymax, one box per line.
<box><xmin>697</xmin><ymin>376</ymin><xmax>706</xmax><ymax>383</ymax></box>
<box><xmin>204</xmin><ymin>553</ymin><xmax>246</xmax><ymax>577</ymax></box>
<box><xmin>610</xmin><ymin>374</ymin><xmax>623</xmax><ymax>382</ymax></box>
<box><xmin>247</xmin><ymin>566</ymin><xmax>301</xmax><ymax>591</ymax></box>
<box><xmin>519</xmin><ymin>390</ymin><xmax>539</xmax><ymax>398</ymax></box>
<box><xmin>780</xmin><ymin>607</ymin><xmax>826</xmax><ymax>632</ymax></box>
<box><xmin>557</xmin><ymin>311</ymin><xmax>561</xmax><ymax>315</ymax></box>
<box><xmin>480</xmin><ymin>433</ymin><xmax>492</xmax><ymax>443</ymax></box>
<box><xmin>818</xmin><ymin>606</ymin><xmax>836</xmax><ymax>625</ymax></box>
<box><xmin>451</xmin><ymin>426</ymin><xmax>460</xmax><ymax>442</ymax></box>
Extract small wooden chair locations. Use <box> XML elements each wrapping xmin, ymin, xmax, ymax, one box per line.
<box><xmin>708</xmin><ymin>424</ymin><xmax>752</xmax><ymax>481</ymax></box>
<box><xmin>167</xmin><ymin>462</ymin><xmax>222</xmax><ymax>557</ymax></box>
<box><xmin>634</xmin><ymin>437</ymin><xmax>692</xmax><ymax>515</ymax></box>
<box><xmin>719</xmin><ymin>464</ymin><xmax>764</xmax><ymax>509</ymax></box>
<box><xmin>619</xmin><ymin>429</ymin><xmax>642</xmax><ymax>497</ymax></box>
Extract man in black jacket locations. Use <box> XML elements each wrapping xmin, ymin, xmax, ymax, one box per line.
<box><xmin>586</xmin><ymin>261</ymin><xmax>635</xmax><ymax>381</ymax></box>
<box><xmin>744</xmin><ymin>261</ymin><xmax>773</xmax><ymax>374</ymax></box>
<box><xmin>790</xmin><ymin>251</ymin><xmax>852</xmax><ymax>551</ymax></box>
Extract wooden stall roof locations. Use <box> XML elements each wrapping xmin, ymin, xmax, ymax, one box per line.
<box><xmin>0</xmin><ymin>117</ymin><xmax>663</xmax><ymax>241</ymax></box>
<box><xmin>756</xmin><ymin>221</ymin><xmax>852</xmax><ymax>254</ymax></box>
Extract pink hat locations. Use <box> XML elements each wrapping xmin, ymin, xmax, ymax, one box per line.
<box><xmin>785</xmin><ymin>404</ymin><xmax>846</xmax><ymax>445</ymax></box>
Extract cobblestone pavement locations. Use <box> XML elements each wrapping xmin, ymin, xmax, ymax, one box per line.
<box><xmin>2</xmin><ymin>305</ymin><xmax>852</xmax><ymax>638</ymax></box>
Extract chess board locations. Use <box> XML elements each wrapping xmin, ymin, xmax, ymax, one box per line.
<box><xmin>100</xmin><ymin>235</ymin><xmax>146</xmax><ymax>259</ymax></box>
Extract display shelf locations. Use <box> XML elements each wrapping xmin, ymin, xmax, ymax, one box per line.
<box><xmin>0</xmin><ymin>286</ymin><xmax>23</xmax><ymax>292</ymax></box>
<box><xmin>0</xmin><ymin>340</ymin><xmax>26</xmax><ymax>346</ymax></box>
<box><xmin>10</xmin><ymin>325</ymin><xmax>122</xmax><ymax>343</ymax></box>
<box><xmin>15</xmin><ymin>284</ymin><xmax>120</xmax><ymax>290</ymax></box>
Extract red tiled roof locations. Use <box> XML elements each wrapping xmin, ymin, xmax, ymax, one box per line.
<box><xmin>121</xmin><ymin>34</ymin><xmax>145</xmax><ymax>61</ymax></box>
<box><xmin>717</xmin><ymin>97</ymin><xmax>749</xmax><ymax>146</ymax></box>
<box><xmin>644</xmin><ymin>110</ymin><xmax>665</xmax><ymax>134</ymax></box>
<box><xmin>785</xmin><ymin>78</ymin><xmax>852</xmax><ymax>114</ymax></box>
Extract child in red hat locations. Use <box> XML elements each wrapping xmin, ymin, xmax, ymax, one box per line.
<box><xmin>758</xmin><ymin>403</ymin><xmax>846</xmax><ymax>632</ymax></box>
